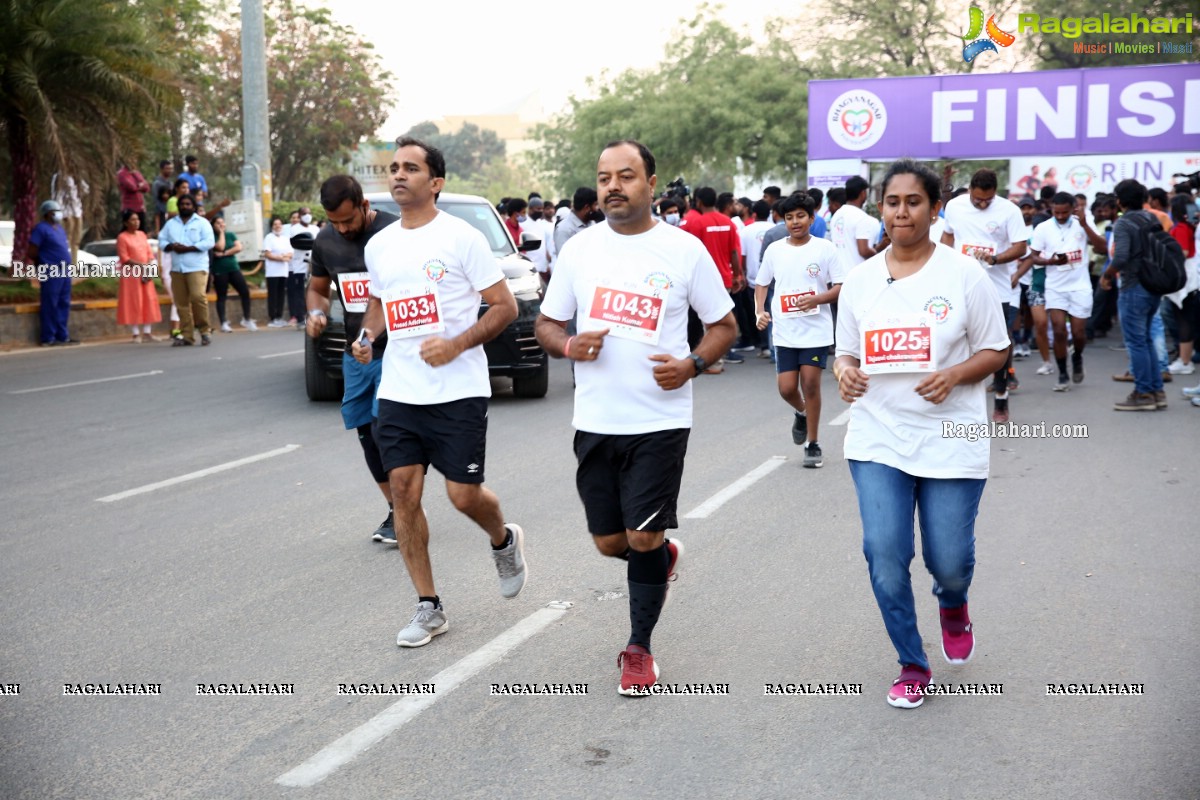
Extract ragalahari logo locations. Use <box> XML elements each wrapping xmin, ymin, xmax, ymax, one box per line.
<box><xmin>961</xmin><ymin>6</ymin><xmax>1016</xmax><ymax>62</ymax></box>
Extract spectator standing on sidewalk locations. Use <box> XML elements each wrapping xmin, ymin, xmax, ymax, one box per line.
<box><xmin>261</xmin><ymin>217</ymin><xmax>293</xmax><ymax>327</ymax></box>
<box><xmin>51</xmin><ymin>173</ymin><xmax>87</xmax><ymax>262</ymax></box>
<box><xmin>115</xmin><ymin>210</ymin><xmax>162</xmax><ymax>342</ymax></box>
<box><xmin>157</xmin><ymin>193</ymin><xmax>215</xmax><ymax>346</ymax></box>
<box><xmin>28</xmin><ymin>200</ymin><xmax>78</xmax><ymax>346</ymax></box>
<box><xmin>117</xmin><ymin>161</ymin><xmax>150</xmax><ymax>229</ymax></box>
<box><xmin>211</xmin><ymin>215</ymin><xmax>256</xmax><ymax>333</ymax></box>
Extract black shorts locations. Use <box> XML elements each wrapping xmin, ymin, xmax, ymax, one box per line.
<box><xmin>573</xmin><ymin>428</ymin><xmax>690</xmax><ymax>536</ymax></box>
<box><xmin>376</xmin><ymin>397</ymin><xmax>488</xmax><ymax>484</ymax></box>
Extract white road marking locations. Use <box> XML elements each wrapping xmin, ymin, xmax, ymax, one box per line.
<box><xmin>8</xmin><ymin>370</ymin><xmax>164</xmax><ymax>395</ymax></box>
<box><xmin>829</xmin><ymin>409</ymin><xmax>852</xmax><ymax>427</ymax></box>
<box><xmin>275</xmin><ymin>604</ymin><xmax>572</xmax><ymax>788</ymax></box>
<box><xmin>683</xmin><ymin>456</ymin><xmax>787</xmax><ymax>519</ymax></box>
<box><xmin>257</xmin><ymin>350</ymin><xmax>304</xmax><ymax>359</ymax></box>
<box><xmin>96</xmin><ymin>444</ymin><xmax>301</xmax><ymax>503</ymax></box>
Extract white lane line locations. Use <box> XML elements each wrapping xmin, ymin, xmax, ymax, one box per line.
<box><xmin>9</xmin><ymin>370</ymin><xmax>164</xmax><ymax>395</ymax></box>
<box><xmin>96</xmin><ymin>444</ymin><xmax>301</xmax><ymax>503</ymax></box>
<box><xmin>683</xmin><ymin>456</ymin><xmax>787</xmax><ymax>519</ymax></box>
<box><xmin>829</xmin><ymin>408</ymin><xmax>852</xmax><ymax>427</ymax></box>
<box><xmin>257</xmin><ymin>350</ymin><xmax>304</xmax><ymax>359</ymax></box>
<box><xmin>275</xmin><ymin>603</ymin><xmax>573</xmax><ymax>788</ymax></box>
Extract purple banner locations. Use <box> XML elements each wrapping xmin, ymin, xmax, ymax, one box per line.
<box><xmin>808</xmin><ymin>64</ymin><xmax>1200</xmax><ymax>160</ymax></box>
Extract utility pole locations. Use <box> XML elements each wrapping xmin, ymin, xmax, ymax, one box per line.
<box><xmin>240</xmin><ymin>0</ymin><xmax>272</xmax><ymax>225</ymax></box>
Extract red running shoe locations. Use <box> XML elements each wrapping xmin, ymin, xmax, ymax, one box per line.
<box><xmin>887</xmin><ymin>664</ymin><xmax>932</xmax><ymax>708</ymax></box>
<box><xmin>662</xmin><ymin>538</ymin><xmax>684</xmax><ymax>610</ymax></box>
<box><xmin>940</xmin><ymin>603</ymin><xmax>975</xmax><ymax>664</ymax></box>
<box><xmin>617</xmin><ymin>645</ymin><xmax>660</xmax><ymax>696</ymax></box>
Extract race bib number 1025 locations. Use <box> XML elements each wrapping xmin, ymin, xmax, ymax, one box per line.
<box><xmin>860</xmin><ymin>316</ymin><xmax>935</xmax><ymax>374</ymax></box>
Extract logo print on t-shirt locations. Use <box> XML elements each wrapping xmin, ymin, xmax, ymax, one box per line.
<box><xmin>645</xmin><ymin>271</ymin><xmax>672</xmax><ymax>290</ymax></box>
<box><xmin>924</xmin><ymin>295</ymin><xmax>953</xmax><ymax>324</ymax></box>
<box><xmin>806</xmin><ymin>263</ymin><xmax>821</xmax><ymax>278</ymax></box>
<box><xmin>985</xmin><ymin>220</ymin><xmax>1000</xmax><ymax>234</ymax></box>
<box><xmin>424</xmin><ymin>259</ymin><xmax>447</xmax><ymax>282</ymax></box>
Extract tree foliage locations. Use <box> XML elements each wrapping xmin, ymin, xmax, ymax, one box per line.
<box><xmin>400</xmin><ymin>122</ymin><xmax>507</xmax><ymax>182</ymax></box>
<box><xmin>0</xmin><ymin>0</ymin><xmax>178</xmax><ymax>255</ymax></box>
<box><xmin>185</xmin><ymin>0</ymin><xmax>392</xmax><ymax>201</ymax></box>
<box><xmin>532</xmin><ymin>11</ymin><xmax>810</xmax><ymax>195</ymax></box>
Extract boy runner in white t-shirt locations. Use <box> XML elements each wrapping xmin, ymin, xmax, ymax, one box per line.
<box><xmin>754</xmin><ymin>193</ymin><xmax>844</xmax><ymax>468</ymax></box>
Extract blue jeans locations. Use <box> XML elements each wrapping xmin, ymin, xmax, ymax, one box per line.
<box><xmin>1117</xmin><ymin>281</ymin><xmax>1164</xmax><ymax>394</ymax></box>
<box><xmin>848</xmin><ymin>460</ymin><xmax>985</xmax><ymax>671</ymax></box>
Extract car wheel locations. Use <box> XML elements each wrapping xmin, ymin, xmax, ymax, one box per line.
<box><xmin>511</xmin><ymin>364</ymin><xmax>548</xmax><ymax>399</ymax></box>
<box><xmin>305</xmin><ymin>333</ymin><xmax>343</xmax><ymax>401</ymax></box>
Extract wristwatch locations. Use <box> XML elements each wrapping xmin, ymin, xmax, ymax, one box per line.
<box><xmin>688</xmin><ymin>353</ymin><xmax>707</xmax><ymax>377</ymax></box>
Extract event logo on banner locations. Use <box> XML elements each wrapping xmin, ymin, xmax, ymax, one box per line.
<box><xmin>960</xmin><ymin>6</ymin><xmax>1017</xmax><ymax>63</ymax></box>
<box><xmin>827</xmin><ymin>90</ymin><xmax>887</xmax><ymax>151</ymax></box>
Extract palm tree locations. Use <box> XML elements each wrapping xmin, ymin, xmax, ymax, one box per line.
<box><xmin>0</xmin><ymin>0</ymin><xmax>178</xmax><ymax>260</ymax></box>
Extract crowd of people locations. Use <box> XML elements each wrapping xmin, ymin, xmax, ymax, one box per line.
<box><xmin>21</xmin><ymin>133</ymin><xmax>1198</xmax><ymax>703</ymax></box>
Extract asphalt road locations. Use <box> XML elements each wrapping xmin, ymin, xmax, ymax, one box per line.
<box><xmin>0</xmin><ymin>329</ymin><xmax>1196</xmax><ymax>800</ymax></box>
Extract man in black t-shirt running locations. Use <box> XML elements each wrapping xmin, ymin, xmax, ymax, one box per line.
<box><xmin>306</xmin><ymin>175</ymin><xmax>400</xmax><ymax>543</ymax></box>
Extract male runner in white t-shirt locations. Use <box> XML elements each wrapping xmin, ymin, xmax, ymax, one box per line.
<box><xmin>941</xmin><ymin>169</ymin><xmax>1028</xmax><ymax>422</ymax></box>
<box><xmin>535</xmin><ymin>140</ymin><xmax>736</xmax><ymax>696</ymax></box>
<box><xmin>353</xmin><ymin>136</ymin><xmax>527</xmax><ymax>648</ymax></box>
<box><xmin>1028</xmin><ymin>191</ymin><xmax>1108</xmax><ymax>391</ymax></box>
<box><xmin>754</xmin><ymin>192</ymin><xmax>844</xmax><ymax>468</ymax></box>
<box><xmin>829</xmin><ymin>176</ymin><xmax>885</xmax><ymax>275</ymax></box>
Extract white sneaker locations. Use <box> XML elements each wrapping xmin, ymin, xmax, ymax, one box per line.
<box><xmin>1167</xmin><ymin>359</ymin><xmax>1194</xmax><ymax>375</ymax></box>
<box><xmin>240</xmin><ymin>318</ymin><xmax>258</xmax><ymax>331</ymax></box>
<box><xmin>1036</xmin><ymin>362</ymin><xmax>1054</xmax><ymax>375</ymax></box>
<box><xmin>219</xmin><ymin>321</ymin><xmax>233</xmax><ymax>333</ymax></box>
<box><xmin>268</xmin><ymin>319</ymin><xmax>286</xmax><ymax>328</ymax></box>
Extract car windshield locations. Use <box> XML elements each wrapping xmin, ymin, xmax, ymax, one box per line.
<box><xmin>84</xmin><ymin>241</ymin><xmax>118</xmax><ymax>258</ymax></box>
<box><xmin>371</xmin><ymin>199</ymin><xmax>515</xmax><ymax>259</ymax></box>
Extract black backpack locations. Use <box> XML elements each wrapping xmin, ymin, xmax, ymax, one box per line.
<box><xmin>1132</xmin><ymin>212</ymin><xmax>1186</xmax><ymax>295</ymax></box>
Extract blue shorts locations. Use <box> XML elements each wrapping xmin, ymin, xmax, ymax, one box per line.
<box><xmin>341</xmin><ymin>353</ymin><xmax>382</xmax><ymax>430</ymax></box>
<box><xmin>775</xmin><ymin>345</ymin><xmax>828</xmax><ymax>374</ymax></box>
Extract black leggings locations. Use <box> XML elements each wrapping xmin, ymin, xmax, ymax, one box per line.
<box><xmin>1178</xmin><ymin>291</ymin><xmax>1200</xmax><ymax>348</ymax></box>
<box><xmin>267</xmin><ymin>277</ymin><xmax>286</xmax><ymax>320</ymax></box>
<box><xmin>213</xmin><ymin>270</ymin><xmax>251</xmax><ymax>323</ymax></box>
<box><xmin>357</xmin><ymin>422</ymin><xmax>388</xmax><ymax>484</ymax></box>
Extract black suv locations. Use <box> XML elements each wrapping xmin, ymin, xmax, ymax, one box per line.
<box><xmin>305</xmin><ymin>192</ymin><xmax>549</xmax><ymax>400</ymax></box>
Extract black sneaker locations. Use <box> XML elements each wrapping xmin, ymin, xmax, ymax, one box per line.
<box><xmin>1072</xmin><ymin>355</ymin><xmax>1084</xmax><ymax>384</ymax></box>
<box><xmin>200</xmin><ymin>334</ymin><xmax>212</xmax><ymax>346</ymax></box>
<box><xmin>372</xmin><ymin>510</ymin><xmax>396</xmax><ymax>543</ymax></box>
<box><xmin>724</xmin><ymin>352</ymin><xmax>745</xmax><ymax>364</ymax></box>
<box><xmin>792</xmin><ymin>412</ymin><xmax>807</xmax><ymax>445</ymax></box>
<box><xmin>803</xmin><ymin>442</ymin><xmax>823</xmax><ymax>468</ymax></box>
<box><xmin>1007</xmin><ymin>370</ymin><xmax>1019</xmax><ymax>392</ymax></box>
<box><xmin>171</xmin><ymin>337</ymin><xmax>193</xmax><ymax>347</ymax></box>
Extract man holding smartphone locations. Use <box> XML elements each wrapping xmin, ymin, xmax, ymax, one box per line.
<box><xmin>353</xmin><ymin>137</ymin><xmax>526</xmax><ymax>649</ymax></box>
<box><xmin>306</xmin><ymin>175</ymin><xmax>399</xmax><ymax>544</ymax></box>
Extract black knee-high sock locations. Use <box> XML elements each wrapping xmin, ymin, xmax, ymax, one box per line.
<box><xmin>627</xmin><ymin>544</ymin><xmax>669</xmax><ymax>651</ymax></box>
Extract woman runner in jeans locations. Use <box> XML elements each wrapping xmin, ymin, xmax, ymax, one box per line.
<box><xmin>833</xmin><ymin>159</ymin><xmax>1010</xmax><ymax>708</ymax></box>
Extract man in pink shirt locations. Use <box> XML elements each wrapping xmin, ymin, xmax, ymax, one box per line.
<box><xmin>117</xmin><ymin>162</ymin><xmax>150</xmax><ymax>228</ymax></box>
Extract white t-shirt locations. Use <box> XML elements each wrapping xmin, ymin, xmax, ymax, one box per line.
<box><xmin>756</xmin><ymin>236</ymin><xmax>844</xmax><ymax>349</ymax></box>
<box><xmin>829</xmin><ymin>204</ymin><xmax>878</xmax><ymax>274</ymax></box>
<box><xmin>286</xmin><ymin>222</ymin><xmax>320</xmax><ymax>275</ymax></box>
<box><xmin>1018</xmin><ymin>224</ymin><xmax>1034</xmax><ymax>287</ymax></box>
<box><xmin>929</xmin><ymin>217</ymin><xmax>945</xmax><ymax>243</ymax></box>
<box><xmin>521</xmin><ymin>218</ymin><xmax>554</xmax><ymax>273</ymax></box>
<box><xmin>740</xmin><ymin>220</ymin><xmax>774</xmax><ymax>283</ymax></box>
<box><xmin>942</xmin><ymin>194</ymin><xmax>1027</xmax><ymax>305</ymax></box>
<box><xmin>365</xmin><ymin>211</ymin><xmax>505</xmax><ymax>405</ymax></box>
<box><xmin>540</xmin><ymin>221</ymin><xmax>734</xmax><ymax>435</ymax></box>
<box><xmin>1030</xmin><ymin>217</ymin><xmax>1091</xmax><ymax>294</ymax></box>
<box><xmin>835</xmin><ymin>245</ymin><xmax>1010</xmax><ymax>479</ymax></box>
<box><xmin>261</xmin><ymin>231</ymin><xmax>292</xmax><ymax>279</ymax></box>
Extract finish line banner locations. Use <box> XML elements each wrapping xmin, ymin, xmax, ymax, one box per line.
<box><xmin>808</xmin><ymin>64</ymin><xmax>1200</xmax><ymax>161</ymax></box>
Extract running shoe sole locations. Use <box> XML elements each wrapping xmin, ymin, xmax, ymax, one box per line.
<box><xmin>397</xmin><ymin>621</ymin><xmax>448</xmax><ymax>648</ymax></box>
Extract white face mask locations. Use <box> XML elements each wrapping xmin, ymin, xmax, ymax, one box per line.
<box><xmin>52</xmin><ymin>211</ymin><xmax>64</xmax><ymax>222</ymax></box>
<box><xmin>665</xmin><ymin>213</ymin><xmax>680</xmax><ymax>226</ymax></box>
<box><xmin>301</xmin><ymin>214</ymin><xmax>312</xmax><ymax>224</ymax></box>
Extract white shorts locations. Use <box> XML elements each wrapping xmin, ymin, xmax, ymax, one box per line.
<box><xmin>1044</xmin><ymin>287</ymin><xmax>1092</xmax><ymax>319</ymax></box>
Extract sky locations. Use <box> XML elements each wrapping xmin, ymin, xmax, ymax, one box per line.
<box><xmin>322</xmin><ymin>0</ymin><xmax>806</xmax><ymax>138</ymax></box>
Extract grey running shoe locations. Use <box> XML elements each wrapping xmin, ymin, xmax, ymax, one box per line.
<box><xmin>396</xmin><ymin>601</ymin><xmax>448</xmax><ymax>648</ymax></box>
<box><xmin>803</xmin><ymin>442</ymin><xmax>823</xmax><ymax>468</ymax></box>
<box><xmin>492</xmin><ymin>524</ymin><xmax>527</xmax><ymax>598</ymax></box>
<box><xmin>372</xmin><ymin>510</ymin><xmax>396</xmax><ymax>544</ymax></box>
<box><xmin>792</xmin><ymin>412</ymin><xmax>807</xmax><ymax>445</ymax></box>
<box><xmin>1053</xmin><ymin>375</ymin><xmax>1070</xmax><ymax>392</ymax></box>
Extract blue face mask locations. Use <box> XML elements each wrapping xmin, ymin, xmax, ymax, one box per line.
<box><xmin>517</xmin><ymin>214</ymin><xmax>527</xmax><ymax>223</ymax></box>
<box><xmin>665</xmin><ymin>213</ymin><xmax>680</xmax><ymax>226</ymax></box>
